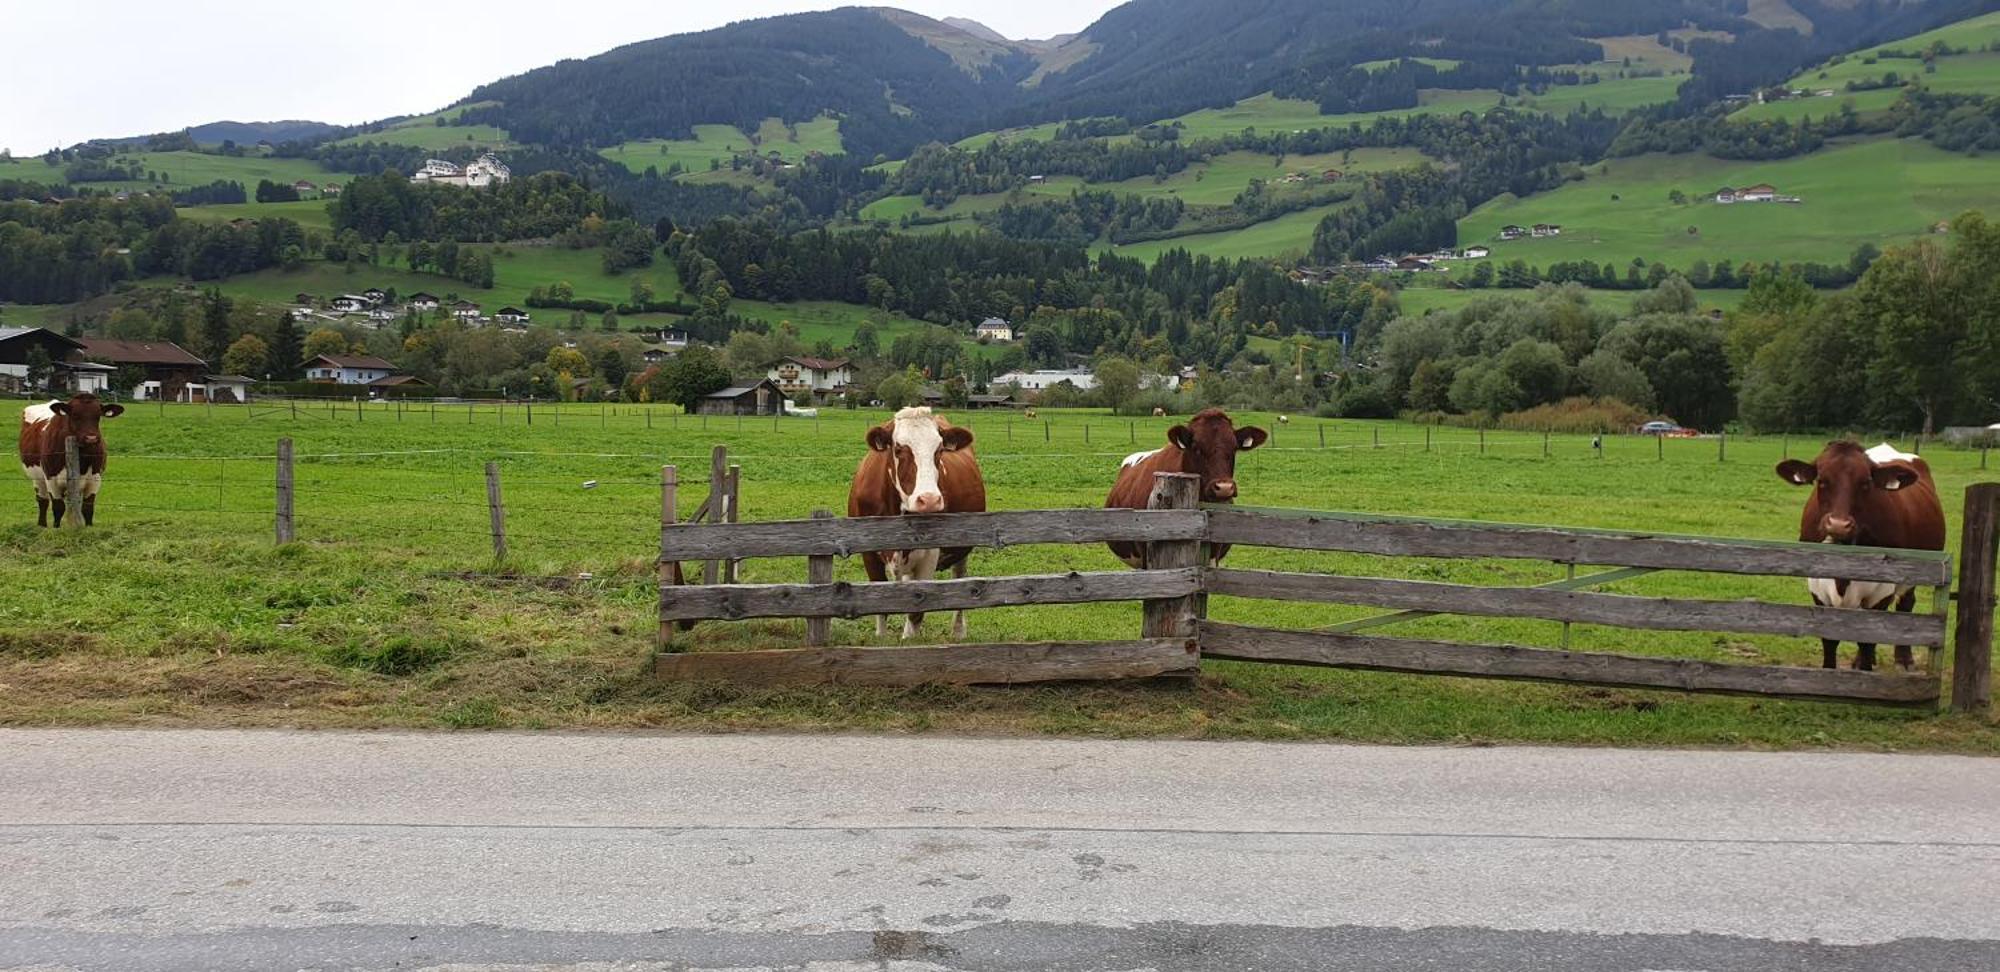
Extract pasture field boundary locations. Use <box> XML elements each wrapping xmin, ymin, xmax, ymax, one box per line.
<box><xmin>656</xmin><ymin>472</ymin><xmax>1996</xmax><ymax>714</ymax></box>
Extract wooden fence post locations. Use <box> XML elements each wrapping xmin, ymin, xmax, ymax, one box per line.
<box><xmin>658</xmin><ymin>465</ymin><xmax>679</xmax><ymax>652</ymax></box>
<box><xmin>1718</xmin><ymin>430</ymin><xmax>1727</xmax><ymax>463</ymax></box>
<box><xmin>484</xmin><ymin>462</ymin><xmax>507</xmax><ymax>562</ymax></box>
<box><xmin>703</xmin><ymin>445</ymin><xmax>726</xmax><ymax>584</ymax></box>
<box><xmin>1141</xmin><ymin>472</ymin><xmax>1203</xmax><ymax>642</ymax></box>
<box><xmin>806</xmin><ymin>509</ymin><xmax>834</xmax><ymax>646</ymax></box>
<box><xmin>1319</xmin><ymin>424</ymin><xmax>1326</xmax><ymax>449</ymax></box>
<box><xmin>1952</xmin><ymin>483</ymin><xmax>1999</xmax><ymax>714</ymax></box>
<box><xmin>724</xmin><ymin>463</ymin><xmax>743</xmax><ymax>583</ymax></box>
<box><xmin>62</xmin><ymin>436</ymin><xmax>82</xmax><ymax>531</ymax></box>
<box><xmin>275</xmin><ymin>437</ymin><xmax>295</xmax><ymax>545</ymax></box>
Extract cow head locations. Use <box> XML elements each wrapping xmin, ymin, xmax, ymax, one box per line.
<box><xmin>48</xmin><ymin>394</ymin><xmax>124</xmax><ymax>447</ymax></box>
<box><xmin>1167</xmin><ymin>408</ymin><xmax>1267</xmax><ymax>503</ymax></box>
<box><xmin>1776</xmin><ymin>441</ymin><xmax>1920</xmax><ymax>544</ymax></box>
<box><xmin>867</xmin><ymin>407</ymin><xmax>973</xmax><ymax>514</ymax></box>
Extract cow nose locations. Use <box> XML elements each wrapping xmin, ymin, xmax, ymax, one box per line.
<box><xmin>1210</xmin><ymin>479</ymin><xmax>1237</xmax><ymax>500</ymax></box>
<box><xmin>1823</xmin><ymin>515</ymin><xmax>1856</xmax><ymax>540</ymax></box>
<box><xmin>907</xmin><ymin>492</ymin><xmax>945</xmax><ymax>514</ymax></box>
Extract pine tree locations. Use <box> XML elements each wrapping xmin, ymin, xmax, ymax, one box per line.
<box><xmin>270</xmin><ymin>312</ymin><xmax>303</xmax><ymax>380</ymax></box>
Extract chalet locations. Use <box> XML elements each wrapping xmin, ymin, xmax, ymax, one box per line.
<box><xmin>697</xmin><ymin>379</ymin><xmax>784</xmax><ymax>416</ymax></box>
<box><xmin>360</xmin><ymin>288</ymin><xmax>388</xmax><ymax>304</ymax></box>
<box><xmin>1713</xmin><ymin>186</ymin><xmax>1738</xmax><ymax>204</ymax></box>
<box><xmin>76</xmin><ymin>337</ymin><xmax>207</xmax><ymax>400</ymax></box>
<box><xmin>651</xmin><ymin>329</ymin><xmax>690</xmax><ymax>350</ymax></box>
<box><xmin>1027</xmin><ymin>175</ymin><xmax>1046</xmax><ymax>184</ymax></box>
<box><xmin>1322</xmin><ymin>169</ymin><xmax>1342</xmax><ymax>181</ymax></box>
<box><xmin>974</xmin><ymin>317</ymin><xmax>1015</xmax><ymax>342</ymax></box>
<box><xmin>322</xmin><ymin>183</ymin><xmax>342</xmax><ymax>197</ymax></box>
<box><xmin>365</xmin><ymin>307</ymin><xmax>399</xmax><ymax>328</ymax></box>
<box><xmin>1463</xmin><ymin>245</ymin><xmax>1490</xmax><ymax>259</ymax></box>
<box><xmin>1395</xmin><ymin>257</ymin><xmax>1434</xmax><ymax>272</ymax></box>
<box><xmin>0</xmin><ymin>327</ymin><xmax>87</xmax><ymax>393</ymax></box>
<box><xmin>1357</xmin><ymin>257</ymin><xmax>1399</xmax><ymax>272</ymax></box>
<box><xmin>493</xmin><ymin>307</ymin><xmax>530</xmax><ymax>325</ymax></box>
<box><xmin>411</xmin><ymin>154</ymin><xmax>511</xmax><ymax>188</ymax></box>
<box><xmin>768</xmin><ymin>355</ymin><xmax>853</xmax><ymax>401</ymax></box>
<box><xmin>451</xmin><ymin>300</ymin><xmax>481</xmax><ymax>322</ymax></box>
<box><xmin>1530</xmin><ymin>223</ymin><xmax>1562</xmax><ymax>237</ymax></box>
<box><xmin>1498</xmin><ymin>225</ymin><xmax>1527</xmax><ymax>240</ymax></box>
<box><xmin>291</xmin><ymin>180</ymin><xmax>316</xmax><ymax>194</ymax></box>
<box><xmin>331</xmin><ymin>294</ymin><xmax>371</xmax><ymax>313</ymax></box>
<box><xmin>407</xmin><ymin>293</ymin><xmax>440</xmax><ymax>311</ymax></box>
<box><xmin>304</xmin><ymin>353</ymin><xmax>398</xmax><ymax>385</ymax></box>
<box><xmin>1737</xmin><ymin>184</ymin><xmax>1777</xmax><ymax>202</ymax></box>
<box><xmin>293</xmin><ymin>292</ymin><xmax>317</xmax><ymax>306</ymax></box>
<box><xmin>641</xmin><ymin>346</ymin><xmax>678</xmax><ymax>365</ymax></box>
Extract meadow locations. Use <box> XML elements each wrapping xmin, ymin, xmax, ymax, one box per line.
<box><xmin>1460</xmin><ymin>138</ymin><xmax>2000</xmax><ymax>267</ymax></box>
<box><xmin>331</xmin><ymin>103</ymin><xmax>515</xmax><ymax>151</ymax></box>
<box><xmin>1155</xmin><ymin>91</ymin><xmax>1504</xmax><ymax>142</ymax></box>
<box><xmin>1730</xmin><ymin>11</ymin><xmax>2000</xmax><ymax>123</ymax></box>
<box><xmin>1095</xmin><ymin>201</ymin><xmax>1345</xmax><ymax>263</ymax></box>
<box><xmin>599</xmin><ymin>116</ymin><xmax>844</xmax><ymax>176</ymax></box>
<box><xmin>186</xmin><ymin>244</ymin><xmax>689</xmax><ymax>315</ymax></box>
<box><xmin>1390</xmin><ymin>284</ymin><xmax>1751</xmax><ymax>317</ymax></box>
<box><xmin>3</xmin><ymin>400</ymin><xmax>1994</xmax><ymax>749</ymax></box>
<box><xmin>1</xmin><ymin>151</ymin><xmax>340</xmax><ymax>192</ymax></box>
<box><xmin>177</xmin><ymin>199</ymin><xmax>335</xmax><ymax>231</ymax></box>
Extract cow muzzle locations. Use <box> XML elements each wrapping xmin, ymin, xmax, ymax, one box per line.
<box><xmin>1821</xmin><ymin>515</ymin><xmax>1857</xmax><ymax>543</ymax></box>
<box><xmin>905</xmin><ymin>491</ymin><xmax>946</xmax><ymax>514</ymax></box>
<box><xmin>1207</xmin><ymin>479</ymin><xmax>1238</xmax><ymax>501</ymax></box>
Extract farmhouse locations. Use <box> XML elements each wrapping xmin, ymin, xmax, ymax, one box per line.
<box><xmin>1531</xmin><ymin>223</ymin><xmax>1562</xmax><ymax>237</ymax></box>
<box><xmin>76</xmin><ymin>337</ymin><xmax>207</xmax><ymax>400</ymax></box>
<box><xmin>1463</xmin><ymin>245</ymin><xmax>1490</xmax><ymax>258</ymax></box>
<box><xmin>768</xmin><ymin>356</ymin><xmax>853</xmax><ymax>401</ymax></box>
<box><xmin>407</xmin><ymin>293</ymin><xmax>440</xmax><ymax>311</ymax></box>
<box><xmin>641</xmin><ymin>346</ymin><xmax>677</xmax><ymax>365</ymax></box>
<box><xmin>493</xmin><ymin>307</ymin><xmax>530</xmax><ymax>325</ymax></box>
<box><xmin>1498</xmin><ymin>225</ymin><xmax>1527</xmax><ymax>240</ymax></box>
<box><xmin>698</xmin><ymin>379</ymin><xmax>784</xmax><ymax>416</ymax></box>
<box><xmin>360</xmin><ymin>288</ymin><xmax>388</xmax><ymax>304</ymax></box>
<box><xmin>650</xmin><ymin>329</ymin><xmax>690</xmax><ymax>350</ymax></box>
<box><xmin>368</xmin><ymin>374</ymin><xmax>430</xmax><ymax>397</ymax></box>
<box><xmin>410</xmin><ymin>155</ymin><xmax>512</xmax><ymax>188</ymax></box>
<box><xmin>291</xmin><ymin>180</ymin><xmax>315</xmax><ymax>194</ymax></box>
<box><xmin>331</xmin><ymin>294</ymin><xmax>372</xmax><ymax>313</ymax></box>
<box><xmin>305</xmin><ymin>353</ymin><xmax>399</xmax><ymax>385</ymax></box>
<box><xmin>0</xmin><ymin>327</ymin><xmax>86</xmax><ymax>393</ymax></box>
<box><xmin>974</xmin><ymin>317</ymin><xmax>1015</xmax><ymax>342</ymax></box>
<box><xmin>1715</xmin><ymin>183</ymin><xmax>1791</xmax><ymax>204</ymax></box>
<box><xmin>1395</xmin><ymin>257</ymin><xmax>1436</xmax><ymax>272</ymax></box>
<box><xmin>451</xmin><ymin>300</ymin><xmax>481</xmax><ymax>322</ymax></box>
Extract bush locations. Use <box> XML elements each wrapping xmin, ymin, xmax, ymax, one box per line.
<box><xmin>1494</xmin><ymin>396</ymin><xmax>1654</xmax><ymax>434</ymax></box>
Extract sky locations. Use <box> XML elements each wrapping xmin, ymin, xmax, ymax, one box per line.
<box><xmin>0</xmin><ymin>0</ymin><xmax>1125</xmax><ymax>155</ymax></box>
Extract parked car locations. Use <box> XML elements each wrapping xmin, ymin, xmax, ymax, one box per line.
<box><xmin>1639</xmin><ymin>421</ymin><xmax>1696</xmax><ymax>437</ymax></box>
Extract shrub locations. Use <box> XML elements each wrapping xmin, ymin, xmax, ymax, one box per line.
<box><xmin>1494</xmin><ymin>396</ymin><xmax>1654</xmax><ymax>434</ymax></box>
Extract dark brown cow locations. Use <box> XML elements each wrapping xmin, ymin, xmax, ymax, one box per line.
<box><xmin>848</xmin><ymin>407</ymin><xmax>988</xmax><ymax>640</ymax></box>
<box><xmin>18</xmin><ymin>394</ymin><xmax>124</xmax><ymax>528</ymax></box>
<box><xmin>1775</xmin><ymin>441</ymin><xmax>1947</xmax><ymax>671</ymax></box>
<box><xmin>1105</xmin><ymin>408</ymin><xmax>1266</xmax><ymax>567</ymax></box>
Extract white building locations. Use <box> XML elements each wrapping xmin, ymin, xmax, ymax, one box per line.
<box><xmin>974</xmin><ymin>317</ymin><xmax>1015</xmax><ymax>342</ymax></box>
<box><xmin>994</xmin><ymin>368</ymin><xmax>1097</xmax><ymax>392</ymax></box>
<box><xmin>305</xmin><ymin>353</ymin><xmax>398</xmax><ymax>385</ymax></box>
<box><xmin>411</xmin><ymin>154</ymin><xmax>512</xmax><ymax>188</ymax></box>
<box><xmin>768</xmin><ymin>356</ymin><xmax>853</xmax><ymax>401</ymax></box>
<box><xmin>331</xmin><ymin>294</ymin><xmax>371</xmax><ymax>313</ymax></box>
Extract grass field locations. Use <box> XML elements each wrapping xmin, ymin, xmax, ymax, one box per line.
<box><xmin>176</xmin><ymin>199</ymin><xmax>335</xmax><ymax>231</ymax></box>
<box><xmin>1731</xmin><ymin>11</ymin><xmax>2000</xmax><ymax>123</ymax></box>
<box><xmin>332</xmin><ymin>103</ymin><xmax>515</xmax><ymax>151</ymax></box>
<box><xmin>1097</xmin><ymin>201</ymin><xmax>1346</xmax><ymax>263</ymax></box>
<box><xmin>953</xmin><ymin>121</ymin><xmax>1070</xmax><ymax>150</ymax></box>
<box><xmin>1510</xmin><ymin>75</ymin><xmax>1683</xmax><ymax>115</ymax></box>
<box><xmin>1392</xmin><ymin>285</ymin><xmax>1751</xmax><ymax>317</ymax></box>
<box><xmin>1159</xmin><ymin>91</ymin><xmax>1504</xmax><ymax>142</ymax></box>
<box><xmin>599</xmin><ymin>116</ymin><xmax>844</xmax><ymax>176</ymax></box>
<box><xmin>190</xmin><ymin>245</ymin><xmax>688</xmax><ymax>315</ymax></box>
<box><xmin>2</xmin><ymin>402</ymin><xmax>1993</xmax><ymax>749</ymax></box>
<box><xmin>1460</xmin><ymin>138</ymin><xmax>2000</xmax><ymax>267</ymax></box>
<box><xmin>0</xmin><ymin>151</ymin><xmax>340</xmax><ymax>192</ymax></box>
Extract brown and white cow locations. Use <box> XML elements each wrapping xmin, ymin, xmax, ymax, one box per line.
<box><xmin>1105</xmin><ymin>408</ymin><xmax>1266</xmax><ymax>568</ymax></box>
<box><xmin>848</xmin><ymin>407</ymin><xmax>987</xmax><ymax>639</ymax></box>
<box><xmin>19</xmin><ymin>394</ymin><xmax>124</xmax><ymax>528</ymax></box>
<box><xmin>1776</xmin><ymin>441</ymin><xmax>1946</xmax><ymax>671</ymax></box>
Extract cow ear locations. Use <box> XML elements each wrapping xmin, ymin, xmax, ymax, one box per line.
<box><xmin>1237</xmin><ymin>427</ymin><xmax>1269</xmax><ymax>451</ymax></box>
<box><xmin>1167</xmin><ymin>425</ymin><xmax>1193</xmax><ymax>450</ymax></box>
<box><xmin>1776</xmin><ymin>460</ymin><xmax>1817</xmax><ymax>486</ymax></box>
<box><xmin>1873</xmin><ymin>464</ymin><xmax>1919</xmax><ymax>491</ymax></box>
<box><xmin>101</xmin><ymin>404</ymin><xmax>125</xmax><ymax>418</ymax></box>
<box><xmin>48</xmin><ymin>402</ymin><xmax>69</xmax><ymax>416</ymax></box>
<box><xmin>865</xmin><ymin>426</ymin><xmax>894</xmax><ymax>452</ymax></box>
<box><xmin>939</xmin><ymin>427</ymin><xmax>973</xmax><ymax>452</ymax></box>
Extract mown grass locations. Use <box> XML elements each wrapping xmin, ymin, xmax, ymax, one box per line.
<box><xmin>1</xmin><ymin>151</ymin><xmax>341</xmax><ymax>191</ymax></box>
<box><xmin>332</xmin><ymin>103</ymin><xmax>515</xmax><ymax>151</ymax></box>
<box><xmin>1096</xmin><ymin>201</ymin><xmax>1348</xmax><ymax>263</ymax></box>
<box><xmin>179</xmin><ymin>245</ymin><xmax>688</xmax><ymax>316</ymax></box>
<box><xmin>1391</xmin><ymin>285</ymin><xmax>1752</xmax><ymax>317</ymax></box>
<box><xmin>1731</xmin><ymin>11</ymin><xmax>2000</xmax><ymax>123</ymax></box>
<box><xmin>177</xmin><ymin>200</ymin><xmax>336</xmax><ymax>231</ymax></box>
<box><xmin>1154</xmin><ymin>91</ymin><xmax>1504</xmax><ymax>142</ymax></box>
<box><xmin>599</xmin><ymin>115</ymin><xmax>844</xmax><ymax>176</ymax></box>
<box><xmin>1460</xmin><ymin>137</ymin><xmax>2000</xmax><ymax>267</ymax></box>
<box><xmin>1</xmin><ymin>401</ymin><xmax>1994</xmax><ymax>749</ymax></box>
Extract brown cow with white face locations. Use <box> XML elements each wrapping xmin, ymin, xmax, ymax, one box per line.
<box><xmin>848</xmin><ymin>407</ymin><xmax>988</xmax><ymax>640</ymax></box>
<box><xmin>19</xmin><ymin>394</ymin><xmax>124</xmax><ymax>527</ymax></box>
<box><xmin>1105</xmin><ymin>408</ymin><xmax>1266</xmax><ymax>567</ymax></box>
<box><xmin>1775</xmin><ymin>441</ymin><xmax>1946</xmax><ymax>671</ymax></box>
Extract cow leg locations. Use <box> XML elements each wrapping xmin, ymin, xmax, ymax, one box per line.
<box><xmin>1810</xmin><ymin>592</ymin><xmax>1839</xmax><ymax>669</ymax></box>
<box><xmin>900</xmin><ymin>549</ymin><xmax>941</xmax><ymax>641</ymax></box>
<box><xmin>863</xmin><ymin>552</ymin><xmax>890</xmax><ymax>638</ymax></box>
<box><xmin>35</xmin><ymin>494</ymin><xmax>49</xmax><ymax>528</ymax></box>
<box><xmin>951</xmin><ymin>560</ymin><xmax>969</xmax><ymax>641</ymax></box>
<box><xmin>1892</xmin><ymin>589</ymin><xmax>1918</xmax><ymax>672</ymax></box>
<box><xmin>48</xmin><ymin>497</ymin><xmax>65</xmax><ymax>528</ymax></box>
<box><xmin>1855</xmin><ymin>643</ymin><xmax>1877</xmax><ymax>672</ymax></box>
<box><xmin>81</xmin><ymin>495</ymin><xmax>95</xmax><ymax>527</ymax></box>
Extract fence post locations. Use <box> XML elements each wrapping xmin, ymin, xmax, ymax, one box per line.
<box><xmin>806</xmin><ymin>509</ymin><xmax>833</xmax><ymax>647</ymax></box>
<box><xmin>1657</xmin><ymin>433</ymin><xmax>1664</xmax><ymax>461</ymax></box>
<box><xmin>62</xmin><ymin>436</ymin><xmax>82</xmax><ymax>531</ymax></box>
<box><xmin>1425</xmin><ymin>425</ymin><xmax>1431</xmax><ymax>453</ymax></box>
<box><xmin>1141</xmin><ymin>472</ymin><xmax>1203</xmax><ymax>642</ymax></box>
<box><xmin>484</xmin><ymin>462</ymin><xmax>507</xmax><ymax>562</ymax></box>
<box><xmin>703</xmin><ymin>445</ymin><xmax>727</xmax><ymax>584</ymax></box>
<box><xmin>1319</xmin><ymin>424</ymin><xmax>1326</xmax><ymax>449</ymax></box>
<box><xmin>1718</xmin><ymin>430</ymin><xmax>1727</xmax><ymax>463</ymax></box>
<box><xmin>1952</xmin><ymin>483</ymin><xmax>1999</xmax><ymax>714</ymax></box>
<box><xmin>1542</xmin><ymin>429</ymin><xmax>1550</xmax><ymax>458</ymax></box>
<box><xmin>724</xmin><ymin>463</ymin><xmax>743</xmax><ymax>583</ymax></box>
<box><xmin>275</xmin><ymin>437</ymin><xmax>295</xmax><ymax>545</ymax></box>
<box><xmin>1084</xmin><ymin>423</ymin><xmax>1090</xmax><ymax>445</ymax></box>
<box><xmin>1478</xmin><ymin>428</ymin><xmax>1486</xmax><ymax>454</ymax></box>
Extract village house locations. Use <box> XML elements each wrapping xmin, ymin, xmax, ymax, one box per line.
<box><xmin>304</xmin><ymin>353</ymin><xmax>399</xmax><ymax>386</ymax></box>
<box><xmin>974</xmin><ymin>317</ymin><xmax>1015</xmax><ymax>342</ymax></box>
<box><xmin>0</xmin><ymin>327</ymin><xmax>87</xmax><ymax>393</ymax></box>
<box><xmin>698</xmin><ymin>379</ymin><xmax>784</xmax><ymax>416</ymax></box>
<box><xmin>451</xmin><ymin>300</ymin><xmax>481</xmax><ymax>322</ymax></box>
<box><xmin>650</xmin><ymin>329</ymin><xmax>690</xmax><ymax>350</ymax></box>
<box><xmin>1395</xmin><ymin>256</ymin><xmax>1436</xmax><ymax>272</ymax></box>
<box><xmin>768</xmin><ymin>356</ymin><xmax>853</xmax><ymax>402</ymax></box>
<box><xmin>331</xmin><ymin>294</ymin><xmax>372</xmax><ymax>313</ymax></box>
<box><xmin>1463</xmin><ymin>245</ymin><xmax>1491</xmax><ymax>259</ymax></box>
<box><xmin>291</xmin><ymin>180</ymin><xmax>316</xmax><ymax>194</ymax></box>
<box><xmin>322</xmin><ymin>183</ymin><xmax>342</xmax><ymax>197</ymax></box>
<box><xmin>180</xmin><ymin>374</ymin><xmax>255</xmax><ymax>404</ymax></box>
<box><xmin>76</xmin><ymin>337</ymin><xmax>208</xmax><ymax>400</ymax></box>
<box><xmin>1530</xmin><ymin>223</ymin><xmax>1562</xmax><ymax>237</ymax></box>
<box><xmin>360</xmin><ymin>288</ymin><xmax>388</xmax><ymax>304</ymax></box>
<box><xmin>993</xmin><ymin>368</ymin><xmax>1098</xmax><ymax>393</ymax></box>
<box><xmin>1715</xmin><ymin>184</ymin><xmax>1791</xmax><ymax>204</ymax></box>
<box><xmin>368</xmin><ymin>374</ymin><xmax>431</xmax><ymax>397</ymax></box>
<box><xmin>641</xmin><ymin>346</ymin><xmax>677</xmax><ymax>365</ymax></box>
<box><xmin>407</xmin><ymin>293</ymin><xmax>440</xmax><ymax>312</ymax></box>
<box><xmin>493</xmin><ymin>307</ymin><xmax>530</xmax><ymax>325</ymax></box>
<box><xmin>410</xmin><ymin>155</ymin><xmax>511</xmax><ymax>188</ymax></box>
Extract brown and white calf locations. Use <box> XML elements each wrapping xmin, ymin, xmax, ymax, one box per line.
<box><xmin>1775</xmin><ymin>441</ymin><xmax>1947</xmax><ymax>671</ymax></box>
<box><xmin>1104</xmin><ymin>407</ymin><xmax>1266</xmax><ymax>567</ymax></box>
<box><xmin>848</xmin><ymin>407</ymin><xmax>988</xmax><ymax>639</ymax></box>
<box><xmin>19</xmin><ymin>394</ymin><xmax>124</xmax><ymax>528</ymax></box>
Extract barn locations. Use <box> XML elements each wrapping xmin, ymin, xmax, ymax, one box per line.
<box><xmin>0</xmin><ymin>327</ymin><xmax>87</xmax><ymax>394</ymax></box>
<box><xmin>698</xmin><ymin>379</ymin><xmax>783</xmax><ymax>416</ymax></box>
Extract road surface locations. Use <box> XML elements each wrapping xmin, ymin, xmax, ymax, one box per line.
<box><xmin>1</xmin><ymin>728</ymin><xmax>1997</xmax><ymax>971</ymax></box>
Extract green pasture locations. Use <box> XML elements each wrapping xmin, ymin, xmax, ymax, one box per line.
<box><xmin>1355</xmin><ymin>57</ymin><xmax>1461</xmax><ymax>72</ymax></box>
<box><xmin>1391</xmin><ymin>284</ymin><xmax>1751</xmax><ymax>317</ymax></box>
<box><xmin>1</xmin><ymin>402</ymin><xmax>1993</xmax><ymax>748</ymax></box>
<box><xmin>1098</xmin><ymin>201</ymin><xmax>1345</xmax><ymax>263</ymax></box>
<box><xmin>331</xmin><ymin>102</ymin><xmax>515</xmax><ymax>150</ymax></box>
<box><xmin>1510</xmin><ymin>75</ymin><xmax>1683</xmax><ymax>115</ymax></box>
<box><xmin>2</xmin><ymin>151</ymin><xmax>340</xmax><ymax>191</ymax></box>
<box><xmin>953</xmin><ymin>120</ymin><xmax>1069</xmax><ymax>150</ymax></box>
<box><xmin>1460</xmin><ymin>138</ymin><xmax>2000</xmax><ymax>267</ymax></box>
<box><xmin>1732</xmin><ymin>11</ymin><xmax>2000</xmax><ymax>122</ymax></box>
<box><xmin>1588</xmin><ymin>34</ymin><xmax>1696</xmax><ymax>75</ymax></box>
<box><xmin>176</xmin><ymin>200</ymin><xmax>335</xmax><ymax>231</ymax></box>
<box><xmin>1156</xmin><ymin>91</ymin><xmax>1504</xmax><ymax>142</ymax></box>
<box><xmin>599</xmin><ymin>115</ymin><xmax>844</xmax><ymax>176</ymax></box>
<box><xmin>188</xmin><ymin>245</ymin><xmax>687</xmax><ymax>315</ymax></box>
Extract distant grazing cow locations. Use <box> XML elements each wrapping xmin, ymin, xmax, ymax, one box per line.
<box><xmin>1277</xmin><ymin>415</ymin><xmax>1289</xmax><ymax>425</ymax></box>
<box><xmin>1105</xmin><ymin>408</ymin><xmax>1266</xmax><ymax>568</ymax></box>
<box><xmin>1776</xmin><ymin>441</ymin><xmax>1946</xmax><ymax>671</ymax></box>
<box><xmin>1023</xmin><ymin>408</ymin><xmax>1038</xmax><ymax>419</ymax></box>
<box><xmin>19</xmin><ymin>394</ymin><xmax>124</xmax><ymax>528</ymax></box>
<box><xmin>1152</xmin><ymin>406</ymin><xmax>1166</xmax><ymax>418</ymax></box>
<box><xmin>848</xmin><ymin>407</ymin><xmax>988</xmax><ymax>640</ymax></box>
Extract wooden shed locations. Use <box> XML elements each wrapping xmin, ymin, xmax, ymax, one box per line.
<box><xmin>698</xmin><ymin>379</ymin><xmax>783</xmax><ymax>416</ymax></box>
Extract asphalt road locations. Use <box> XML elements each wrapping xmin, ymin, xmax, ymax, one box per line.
<box><xmin>2</xmin><ymin>729</ymin><xmax>1997</xmax><ymax>972</ymax></box>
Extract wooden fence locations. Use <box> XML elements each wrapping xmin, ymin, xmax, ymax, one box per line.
<box><xmin>658</xmin><ymin>471</ymin><xmax>1995</xmax><ymax>713</ymax></box>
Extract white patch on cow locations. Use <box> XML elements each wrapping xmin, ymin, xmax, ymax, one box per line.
<box><xmin>22</xmin><ymin>464</ymin><xmax>47</xmax><ymax>499</ymax></box>
<box><xmin>1807</xmin><ymin>576</ymin><xmax>1905</xmax><ymax>611</ymax></box>
<box><xmin>1121</xmin><ymin>448</ymin><xmax>1160</xmax><ymax>469</ymax></box>
<box><xmin>79</xmin><ymin>472</ymin><xmax>103</xmax><ymax>498</ymax></box>
<box><xmin>1867</xmin><ymin>443</ymin><xmax>1917</xmax><ymax>464</ymax></box>
<box><xmin>21</xmin><ymin>400</ymin><xmax>56</xmax><ymax>425</ymax></box>
<box><xmin>891</xmin><ymin>406</ymin><xmax>947</xmax><ymax>514</ymax></box>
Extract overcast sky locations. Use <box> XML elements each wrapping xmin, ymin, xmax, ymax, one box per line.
<box><xmin>1</xmin><ymin>1</ymin><xmax>1125</xmax><ymax>155</ymax></box>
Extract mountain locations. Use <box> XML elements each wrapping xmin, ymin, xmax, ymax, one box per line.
<box><xmin>446</xmin><ymin>0</ymin><xmax>1989</xmax><ymax>160</ymax></box>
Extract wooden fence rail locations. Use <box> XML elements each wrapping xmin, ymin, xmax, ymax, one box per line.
<box><xmin>656</xmin><ymin>472</ymin><xmax>1992</xmax><ymax>710</ymax></box>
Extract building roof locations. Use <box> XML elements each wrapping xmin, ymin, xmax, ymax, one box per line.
<box><xmin>308</xmin><ymin>353</ymin><xmax>397</xmax><ymax>370</ymax></box>
<box><xmin>781</xmin><ymin>355</ymin><xmax>849</xmax><ymax>371</ymax></box>
<box><xmin>407</xmin><ymin>292</ymin><xmax>439</xmax><ymax>301</ymax></box>
<box><xmin>495</xmin><ymin>307</ymin><xmax>527</xmax><ymax>316</ymax></box>
<box><xmin>205</xmin><ymin>374</ymin><xmax>256</xmax><ymax>383</ymax></box>
<box><xmin>77</xmin><ymin>337</ymin><xmax>201</xmax><ymax>366</ymax></box>
<box><xmin>369</xmin><ymin>374</ymin><xmax>428</xmax><ymax>387</ymax></box>
<box><xmin>706</xmin><ymin>379</ymin><xmax>780</xmax><ymax>398</ymax></box>
<box><xmin>976</xmin><ymin>317</ymin><xmax>1011</xmax><ymax>329</ymax></box>
<box><xmin>0</xmin><ymin>326</ymin><xmax>86</xmax><ymax>351</ymax></box>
